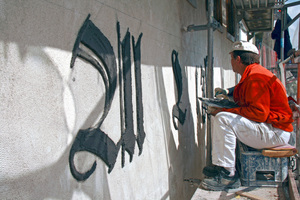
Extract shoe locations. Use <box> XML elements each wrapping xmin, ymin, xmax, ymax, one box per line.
<box><xmin>200</xmin><ymin>168</ymin><xmax>241</xmax><ymax>191</ymax></box>
<box><xmin>202</xmin><ymin>165</ymin><xmax>222</xmax><ymax>177</ymax></box>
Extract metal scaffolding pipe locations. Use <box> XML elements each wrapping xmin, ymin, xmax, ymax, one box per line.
<box><xmin>207</xmin><ymin>0</ymin><xmax>214</xmax><ymax>99</ymax></box>
<box><xmin>280</xmin><ymin>8</ymin><xmax>286</xmax><ymax>61</ymax></box>
<box><xmin>206</xmin><ymin>0</ymin><xmax>214</xmax><ymax>165</ymax></box>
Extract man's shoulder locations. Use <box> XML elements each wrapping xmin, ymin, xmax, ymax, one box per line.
<box><xmin>249</xmin><ymin>64</ymin><xmax>273</xmax><ymax>76</ymax></box>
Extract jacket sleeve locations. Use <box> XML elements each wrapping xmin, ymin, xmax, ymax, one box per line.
<box><xmin>223</xmin><ymin>79</ymin><xmax>270</xmax><ymax>122</ymax></box>
<box><xmin>227</xmin><ymin>86</ymin><xmax>235</xmax><ymax>96</ymax></box>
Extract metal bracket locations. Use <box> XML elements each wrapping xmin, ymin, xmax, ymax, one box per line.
<box><xmin>184</xmin><ymin>19</ymin><xmax>223</xmax><ymax>33</ymax></box>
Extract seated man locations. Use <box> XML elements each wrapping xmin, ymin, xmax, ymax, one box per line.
<box><xmin>201</xmin><ymin>41</ymin><xmax>294</xmax><ymax>191</ymax></box>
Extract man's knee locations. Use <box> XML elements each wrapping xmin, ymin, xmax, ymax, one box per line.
<box><xmin>214</xmin><ymin>112</ymin><xmax>231</xmax><ymax>124</ymax></box>
<box><xmin>214</xmin><ymin>112</ymin><xmax>242</xmax><ymax>129</ymax></box>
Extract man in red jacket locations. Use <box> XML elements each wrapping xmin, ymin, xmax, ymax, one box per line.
<box><xmin>201</xmin><ymin>41</ymin><xmax>294</xmax><ymax>191</ymax></box>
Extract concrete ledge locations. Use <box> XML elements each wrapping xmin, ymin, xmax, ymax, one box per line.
<box><xmin>191</xmin><ymin>185</ymin><xmax>284</xmax><ymax>200</ymax></box>
<box><xmin>288</xmin><ymin>169</ymin><xmax>300</xmax><ymax>200</ymax></box>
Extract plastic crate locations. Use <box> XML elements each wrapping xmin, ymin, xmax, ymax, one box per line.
<box><xmin>237</xmin><ymin>142</ymin><xmax>288</xmax><ymax>187</ymax></box>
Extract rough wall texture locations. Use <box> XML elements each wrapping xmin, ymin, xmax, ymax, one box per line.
<box><xmin>0</xmin><ymin>0</ymin><xmax>235</xmax><ymax>199</ymax></box>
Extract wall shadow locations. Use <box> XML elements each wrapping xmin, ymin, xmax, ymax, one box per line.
<box><xmin>1</xmin><ymin>145</ymin><xmax>112</xmax><ymax>200</ymax></box>
<box><xmin>1</xmin><ymin>1</ymin><xmax>207</xmax><ymax>199</ymax></box>
<box><xmin>155</xmin><ymin>63</ymin><xmax>203</xmax><ymax>200</ymax></box>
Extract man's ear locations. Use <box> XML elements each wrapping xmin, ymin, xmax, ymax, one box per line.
<box><xmin>236</xmin><ymin>55</ymin><xmax>241</xmax><ymax>63</ymax></box>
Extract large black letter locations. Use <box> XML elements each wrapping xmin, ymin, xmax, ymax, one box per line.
<box><xmin>69</xmin><ymin>14</ymin><xmax>119</xmax><ymax>181</ymax></box>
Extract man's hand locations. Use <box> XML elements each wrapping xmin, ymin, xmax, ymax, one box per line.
<box><xmin>215</xmin><ymin>94</ymin><xmax>229</xmax><ymax>100</ymax></box>
<box><xmin>207</xmin><ymin>106</ymin><xmax>223</xmax><ymax>116</ymax></box>
<box><xmin>215</xmin><ymin>88</ymin><xmax>229</xmax><ymax>97</ymax></box>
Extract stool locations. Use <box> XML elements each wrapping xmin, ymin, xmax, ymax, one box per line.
<box><xmin>236</xmin><ymin>142</ymin><xmax>297</xmax><ymax>187</ymax></box>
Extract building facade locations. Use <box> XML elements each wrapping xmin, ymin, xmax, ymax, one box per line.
<box><xmin>0</xmin><ymin>0</ymin><xmax>237</xmax><ymax>199</ymax></box>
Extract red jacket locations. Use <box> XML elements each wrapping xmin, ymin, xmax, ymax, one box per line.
<box><xmin>223</xmin><ymin>63</ymin><xmax>293</xmax><ymax>132</ymax></box>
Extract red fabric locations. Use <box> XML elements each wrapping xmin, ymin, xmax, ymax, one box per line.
<box><xmin>224</xmin><ymin>63</ymin><xmax>294</xmax><ymax>132</ymax></box>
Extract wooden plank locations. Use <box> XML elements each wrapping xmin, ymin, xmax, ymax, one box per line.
<box><xmin>235</xmin><ymin>191</ymin><xmax>268</xmax><ymax>200</ymax></box>
<box><xmin>262</xmin><ymin>149</ymin><xmax>296</xmax><ymax>157</ymax></box>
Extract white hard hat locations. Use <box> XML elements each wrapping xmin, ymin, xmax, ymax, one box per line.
<box><xmin>230</xmin><ymin>41</ymin><xmax>259</xmax><ymax>54</ymax></box>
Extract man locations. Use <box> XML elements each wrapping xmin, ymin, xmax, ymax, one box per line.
<box><xmin>200</xmin><ymin>41</ymin><xmax>294</xmax><ymax>191</ymax></box>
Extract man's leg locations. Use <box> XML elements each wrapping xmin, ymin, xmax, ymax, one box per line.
<box><xmin>201</xmin><ymin>112</ymin><xmax>241</xmax><ymax>190</ymax></box>
<box><xmin>211</xmin><ymin>111</ymin><xmax>290</xmax><ymax>168</ymax></box>
<box><xmin>211</xmin><ymin>112</ymin><xmax>237</xmax><ymax>170</ymax></box>
<box><xmin>201</xmin><ymin>111</ymin><xmax>291</xmax><ymax>190</ymax></box>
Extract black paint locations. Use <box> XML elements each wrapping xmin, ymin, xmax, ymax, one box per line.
<box><xmin>121</xmin><ymin>30</ymin><xmax>136</xmax><ymax>166</ymax></box>
<box><xmin>71</xmin><ymin>15</ymin><xmax>117</xmax><ymax>127</ymax></box>
<box><xmin>116</xmin><ymin>22</ymin><xmax>126</xmax><ymax>164</ymax></box>
<box><xmin>171</xmin><ymin>50</ymin><xmax>186</xmax><ymax>130</ymax></box>
<box><xmin>132</xmin><ymin>33</ymin><xmax>146</xmax><ymax>155</ymax></box>
<box><xmin>69</xmin><ymin>15</ymin><xmax>145</xmax><ymax>181</ymax></box>
<box><xmin>69</xmin><ymin>14</ymin><xmax>119</xmax><ymax>180</ymax></box>
<box><xmin>69</xmin><ymin>128</ymin><xmax>119</xmax><ymax>180</ymax></box>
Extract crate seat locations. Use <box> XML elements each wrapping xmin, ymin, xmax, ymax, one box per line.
<box><xmin>237</xmin><ymin>142</ymin><xmax>297</xmax><ymax>187</ymax></box>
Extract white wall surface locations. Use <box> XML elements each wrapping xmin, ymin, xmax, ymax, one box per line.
<box><xmin>0</xmin><ymin>0</ymin><xmax>235</xmax><ymax>199</ymax></box>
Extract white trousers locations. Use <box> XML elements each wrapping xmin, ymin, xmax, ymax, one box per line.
<box><xmin>212</xmin><ymin>112</ymin><xmax>291</xmax><ymax>168</ymax></box>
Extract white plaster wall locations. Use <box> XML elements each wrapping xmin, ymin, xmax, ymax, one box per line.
<box><xmin>0</xmin><ymin>0</ymin><xmax>236</xmax><ymax>199</ymax></box>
